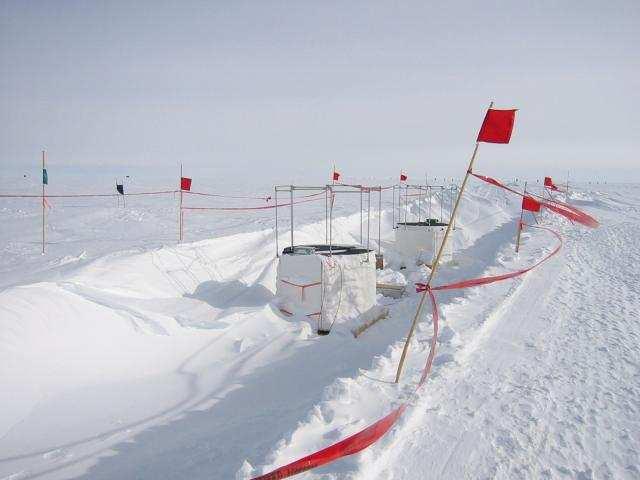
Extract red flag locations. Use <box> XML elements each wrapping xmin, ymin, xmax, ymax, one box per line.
<box><xmin>522</xmin><ymin>195</ymin><xmax>541</xmax><ymax>212</ymax></box>
<box><xmin>180</xmin><ymin>177</ymin><xmax>192</xmax><ymax>191</ymax></box>
<box><xmin>400</xmin><ymin>173</ymin><xmax>408</xmax><ymax>182</ymax></box>
<box><xmin>477</xmin><ymin>108</ymin><xmax>517</xmax><ymax>144</ymax></box>
<box><xmin>544</xmin><ymin>176</ymin><xmax>558</xmax><ymax>191</ymax></box>
<box><xmin>332</xmin><ymin>171</ymin><xmax>340</xmax><ymax>181</ymax></box>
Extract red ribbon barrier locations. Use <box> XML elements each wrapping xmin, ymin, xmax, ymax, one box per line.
<box><xmin>253</xmin><ymin>286</ymin><xmax>440</xmax><ymax>480</ymax></box>
<box><xmin>416</xmin><ymin>224</ymin><xmax>562</xmax><ymax>293</ymax></box>
<box><xmin>183</xmin><ymin>190</ymin><xmax>272</xmax><ymax>201</ymax></box>
<box><xmin>252</xmin><ymin>223</ymin><xmax>560</xmax><ymax>480</ymax></box>
<box><xmin>181</xmin><ymin>195</ymin><xmax>324</xmax><ymax>212</ymax></box>
<box><xmin>0</xmin><ymin>189</ymin><xmax>178</xmax><ymax>198</ymax></box>
<box><xmin>470</xmin><ymin>173</ymin><xmax>599</xmax><ymax>228</ymax></box>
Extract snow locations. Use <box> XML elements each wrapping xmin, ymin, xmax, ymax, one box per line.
<box><xmin>1</xmin><ymin>171</ymin><xmax>638</xmax><ymax>480</ymax></box>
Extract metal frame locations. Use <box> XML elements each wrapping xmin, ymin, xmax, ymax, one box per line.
<box><xmin>273</xmin><ymin>183</ymin><xmax>387</xmax><ymax>258</ymax></box>
<box><xmin>393</xmin><ymin>183</ymin><xmax>460</xmax><ymax>229</ymax></box>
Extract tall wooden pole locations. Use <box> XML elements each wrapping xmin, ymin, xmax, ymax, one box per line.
<box><xmin>394</xmin><ymin>102</ymin><xmax>493</xmax><ymax>383</ymax></box>
<box><xmin>41</xmin><ymin>150</ymin><xmax>46</xmax><ymax>255</ymax></box>
<box><xmin>515</xmin><ymin>181</ymin><xmax>527</xmax><ymax>253</ymax></box>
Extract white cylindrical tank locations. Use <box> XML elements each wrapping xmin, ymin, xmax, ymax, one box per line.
<box><xmin>395</xmin><ymin>221</ymin><xmax>453</xmax><ymax>265</ymax></box>
<box><xmin>276</xmin><ymin>245</ymin><xmax>376</xmax><ymax>333</ymax></box>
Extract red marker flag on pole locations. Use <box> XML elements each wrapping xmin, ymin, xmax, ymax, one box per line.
<box><xmin>332</xmin><ymin>170</ymin><xmax>340</xmax><ymax>182</ymax></box>
<box><xmin>180</xmin><ymin>177</ymin><xmax>192</xmax><ymax>191</ymax></box>
<box><xmin>477</xmin><ymin>108</ymin><xmax>517</xmax><ymax>144</ymax></box>
<box><xmin>400</xmin><ymin>172</ymin><xmax>408</xmax><ymax>182</ymax></box>
<box><xmin>544</xmin><ymin>176</ymin><xmax>558</xmax><ymax>191</ymax></box>
<box><xmin>522</xmin><ymin>195</ymin><xmax>541</xmax><ymax>212</ymax></box>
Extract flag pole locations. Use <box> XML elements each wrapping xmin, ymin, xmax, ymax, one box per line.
<box><xmin>394</xmin><ymin>101</ymin><xmax>493</xmax><ymax>383</ymax></box>
<box><xmin>41</xmin><ymin>150</ymin><xmax>46</xmax><ymax>255</ymax></box>
<box><xmin>515</xmin><ymin>181</ymin><xmax>527</xmax><ymax>253</ymax></box>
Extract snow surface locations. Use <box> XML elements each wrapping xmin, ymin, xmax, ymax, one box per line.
<box><xmin>1</xmin><ymin>172</ymin><xmax>638</xmax><ymax>480</ymax></box>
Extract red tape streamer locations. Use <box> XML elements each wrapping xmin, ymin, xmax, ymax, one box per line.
<box><xmin>0</xmin><ymin>190</ymin><xmax>178</xmax><ymax>198</ymax></box>
<box><xmin>181</xmin><ymin>195</ymin><xmax>323</xmax><ymax>212</ymax></box>
<box><xmin>416</xmin><ymin>225</ymin><xmax>562</xmax><ymax>292</ymax></box>
<box><xmin>253</xmin><ymin>287</ymin><xmax>440</xmax><ymax>480</ymax></box>
<box><xmin>471</xmin><ymin>173</ymin><xmax>599</xmax><ymax>228</ymax></box>
<box><xmin>252</xmin><ymin>224</ymin><xmax>558</xmax><ymax>480</ymax></box>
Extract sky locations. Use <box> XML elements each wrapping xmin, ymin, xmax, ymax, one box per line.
<box><xmin>1</xmin><ymin>0</ymin><xmax>638</xmax><ymax>183</ymax></box>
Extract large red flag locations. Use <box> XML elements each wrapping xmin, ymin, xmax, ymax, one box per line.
<box><xmin>332</xmin><ymin>170</ymin><xmax>340</xmax><ymax>181</ymax></box>
<box><xmin>522</xmin><ymin>195</ymin><xmax>541</xmax><ymax>212</ymax></box>
<box><xmin>180</xmin><ymin>177</ymin><xmax>192</xmax><ymax>191</ymax></box>
<box><xmin>400</xmin><ymin>173</ymin><xmax>407</xmax><ymax>182</ymax></box>
<box><xmin>477</xmin><ymin>108</ymin><xmax>517</xmax><ymax>144</ymax></box>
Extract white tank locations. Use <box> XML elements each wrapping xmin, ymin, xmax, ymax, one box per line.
<box><xmin>276</xmin><ymin>245</ymin><xmax>376</xmax><ymax>333</ymax></box>
<box><xmin>395</xmin><ymin>221</ymin><xmax>453</xmax><ymax>265</ymax></box>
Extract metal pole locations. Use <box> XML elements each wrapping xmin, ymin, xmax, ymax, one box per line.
<box><xmin>275</xmin><ymin>187</ymin><xmax>279</xmax><ymax>257</ymax></box>
<box><xmin>440</xmin><ymin>186</ymin><xmax>443</xmax><ymax>222</ymax></box>
<box><xmin>397</xmin><ymin>185</ymin><xmax>401</xmax><ymax>228</ymax></box>
<box><xmin>290</xmin><ymin>186</ymin><xmax>294</xmax><ymax>248</ymax></box>
<box><xmin>392</xmin><ymin>185</ymin><xmax>395</xmax><ymax>229</ymax></box>
<box><xmin>418</xmin><ymin>185</ymin><xmax>423</xmax><ymax>223</ymax></box>
<box><xmin>325</xmin><ymin>186</ymin><xmax>329</xmax><ymax>243</ymax></box>
<box><xmin>395</xmin><ymin>102</ymin><xmax>493</xmax><ymax>384</ymax></box>
<box><xmin>428</xmin><ymin>186</ymin><xmax>432</xmax><ymax>222</ymax></box>
<box><xmin>366</xmin><ymin>187</ymin><xmax>371</xmax><ymax>251</ymax></box>
<box><xmin>329</xmin><ymin>186</ymin><xmax>333</xmax><ymax>255</ymax></box>
<box><xmin>404</xmin><ymin>184</ymin><xmax>408</xmax><ymax>225</ymax></box>
<box><xmin>377</xmin><ymin>186</ymin><xmax>382</xmax><ymax>255</ymax></box>
<box><xmin>41</xmin><ymin>150</ymin><xmax>45</xmax><ymax>255</ymax></box>
<box><xmin>360</xmin><ymin>186</ymin><xmax>363</xmax><ymax>244</ymax></box>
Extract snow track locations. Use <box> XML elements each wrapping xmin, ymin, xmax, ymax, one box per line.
<box><xmin>1</xmin><ymin>183</ymin><xmax>636</xmax><ymax>479</ymax></box>
<box><xmin>355</xmin><ymin>204</ymin><xmax>640</xmax><ymax>479</ymax></box>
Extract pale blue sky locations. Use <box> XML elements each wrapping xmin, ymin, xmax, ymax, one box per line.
<box><xmin>1</xmin><ymin>0</ymin><xmax>638</xmax><ymax>181</ymax></box>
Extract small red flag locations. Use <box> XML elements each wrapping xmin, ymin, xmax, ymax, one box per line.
<box><xmin>477</xmin><ymin>108</ymin><xmax>517</xmax><ymax>144</ymax></box>
<box><xmin>400</xmin><ymin>173</ymin><xmax>408</xmax><ymax>182</ymax></box>
<box><xmin>332</xmin><ymin>171</ymin><xmax>340</xmax><ymax>181</ymax></box>
<box><xmin>544</xmin><ymin>176</ymin><xmax>558</xmax><ymax>191</ymax></box>
<box><xmin>522</xmin><ymin>195</ymin><xmax>541</xmax><ymax>212</ymax></box>
<box><xmin>181</xmin><ymin>177</ymin><xmax>192</xmax><ymax>191</ymax></box>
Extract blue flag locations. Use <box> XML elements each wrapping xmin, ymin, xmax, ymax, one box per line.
<box><xmin>42</xmin><ymin>168</ymin><xmax>48</xmax><ymax>185</ymax></box>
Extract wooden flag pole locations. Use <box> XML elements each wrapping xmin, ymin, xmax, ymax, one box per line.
<box><xmin>515</xmin><ymin>181</ymin><xmax>527</xmax><ymax>253</ymax></box>
<box><xmin>41</xmin><ymin>150</ymin><xmax>46</xmax><ymax>255</ymax></box>
<box><xmin>394</xmin><ymin>102</ymin><xmax>493</xmax><ymax>384</ymax></box>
